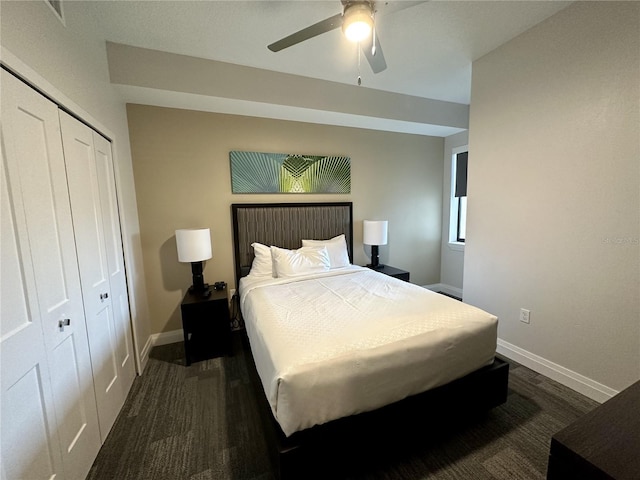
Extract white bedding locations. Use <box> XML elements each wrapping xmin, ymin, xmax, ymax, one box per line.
<box><xmin>239</xmin><ymin>266</ymin><xmax>498</xmax><ymax>437</ymax></box>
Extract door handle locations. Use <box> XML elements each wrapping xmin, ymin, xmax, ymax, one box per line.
<box><xmin>100</xmin><ymin>292</ymin><xmax>109</xmax><ymax>300</ymax></box>
<box><xmin>58</xmin><ymin>318</ymin><xmax>71</xmax><ymax>329</ymax></box>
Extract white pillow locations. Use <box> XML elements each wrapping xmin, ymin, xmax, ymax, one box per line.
<box><xmin>301</xmin><ymin>234</ymin><xmax>350</xmax><ymax>268</ymax></box>
<box><xmin>249</xmin><ymin>242</ymin><xmax>274</xmax><ymax>277</ymax></box>
<box><xmin>270</xmin><ymin>245</ymin><xmax>331</xmax><ymax>278</ymax></box>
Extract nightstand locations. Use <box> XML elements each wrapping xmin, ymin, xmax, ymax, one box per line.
<box><xmin>180</xmin><ymin>288</ymin><xmax>231</xmax><ymax>365</ymax></box>
<box><xmin>547</xmin><ymin>380</ymin><xmax>640</xmax><ymax>480</ymax></box>
<box><xmin>368</xmin><ymin>265</ymin><xmax>410</xmax><ymax>282</ymax></box>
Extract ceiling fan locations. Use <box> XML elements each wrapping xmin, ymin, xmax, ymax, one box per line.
<box><xmin>267</xmin><ymin>1</ymin><xmax>424</xmax><ymax>75</ymax></box>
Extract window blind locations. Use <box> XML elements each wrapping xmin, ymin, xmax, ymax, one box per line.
<box><xmin>454</xmin><ymin>152</ymin><xmax>468</xmax><ymax>198</ymax></box>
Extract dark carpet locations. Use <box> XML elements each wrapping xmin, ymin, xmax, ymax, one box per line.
<box><xmin>87</xmin><ymin>333</ymin><xmax>597</xmax><ymax>480</ymax></box>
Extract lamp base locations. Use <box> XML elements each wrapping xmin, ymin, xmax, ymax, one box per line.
<box><xmin>368</xmin><ymin>245</ymin><xmax>382</xmax><ymax>270</ymax></box>
<box><xmin>190</xmin><ymin>261</ymin><xmax>210</xmax><ymax>296</ymax></box>
<box><xmin>366</xmin><ymin>263</ymin><xmax>385</xmax><ymax>270</ymax></box>
<box><xmin>189</xmin><ymin>283</ymin><xmax>210</xmax><ymax>292</ymax></box>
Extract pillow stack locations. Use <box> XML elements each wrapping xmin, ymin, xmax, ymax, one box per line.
<box><xmin>270</xmin><ymin>245</ymin><xmax>330</xmax><ymax>278</ymax></box>
<box><xmin>249</xmin><ymin>234</ymin><xmax>350</xmax><ymax>278</ymax></box>
<box><xmin>301</xmin><ymin>234</ymin><xmax>350</xmax><ymax>269</ymax></box>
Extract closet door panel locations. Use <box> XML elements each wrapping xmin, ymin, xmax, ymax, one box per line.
<box><xmin>59</xmin><ymin>111</ymin><xmax>124</xmax><ymax>442</ymax></box>
<box><xmin>1</xmin><ymin>365</ymin><xmax>60</xmax><ymax>480</ymax></box>
<box><xmin>93</xmin><ymin>133</ymin><xmax>136</xmax><ymax>390</ymax></box>
<box><xmin>1</xmin><ymin>138</ymin><xmax>63</xmax><ymax>480</ymax></box>
<box><xmin>59</xmin><ymin>120</ymin><xmax>110</xmax><ymax>297</ymax></box>
<box><xmin>1</xmin><ymin>70</ymin><xmax>100</xmax><ymax>480</ymax></box>
<box><xmin>48</xmin><ymin>334</ymin><xmax>98</xmax><ymax>463</ymax></box>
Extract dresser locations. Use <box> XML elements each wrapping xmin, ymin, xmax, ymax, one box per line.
<box><xmin>547</xmin><ymin>379</ymin><xmax>640</xmax><ymax>479</ymax></box>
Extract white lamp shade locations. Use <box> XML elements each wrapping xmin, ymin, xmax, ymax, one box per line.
<box><xmin>175</xmin><ymin>228</ymin><xmax>212</xmax><ymax>262</ymax></box>
<box><xmin>363</xmin><ymin>220</ymin><xmax>388</xmax><ymax>246</ymax></box>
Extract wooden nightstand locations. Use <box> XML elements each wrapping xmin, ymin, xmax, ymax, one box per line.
<box><xmin>180</xmin><ymin>287</ymin><xmax>231</xmax><ymax>365</ymax></box>
<box><xmin>368</xmin><ymin>265</ymin><xmax>410</xmax><ymax>282</ymax></box>
<box><xmin>547</xmin><ymin>379</ymin><xmax>640</xmax><ymax>479</ymax></box>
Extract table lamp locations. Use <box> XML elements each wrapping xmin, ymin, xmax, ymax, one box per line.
<box><xmin>176</xmin><ymin>228</ymin><xmax>212</xmax><ymax>293</ymax></box>
<box><xmin>363</xmin><ymin>220</ymin><xmax>388</xmax><ymax>269</ymax></box>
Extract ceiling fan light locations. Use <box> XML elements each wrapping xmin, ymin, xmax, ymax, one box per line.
<box><xmin>342</xmin><ymin>4</ymin><xmax>373</xmax><ymax>42</ymax></box>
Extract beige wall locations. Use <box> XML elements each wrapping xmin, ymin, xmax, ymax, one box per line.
<box><xmin>465</xmin><ymin>2</ymin><xmax>639</xmax><ymax>394</ymax></box>
<box><xmin>127</xmin><ymin>104</ymin><xmax>444</xmax><ymax>334</ymax></box>
<box><xmin>1</xmin><ymin>0</ymin><xmax>153</xmax><ymax>369</ymax></box>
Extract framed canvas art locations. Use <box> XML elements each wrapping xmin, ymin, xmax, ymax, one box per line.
<box><xmin>230</xmin><ymin>151</ymin><xmax>350</xmax><ymax>193</ymax></box>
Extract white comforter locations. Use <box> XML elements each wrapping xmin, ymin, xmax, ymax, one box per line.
<box><xmin>239</xmin><ymin>266</ymin><xmax>498</xmax><ymax>437</ymax></box>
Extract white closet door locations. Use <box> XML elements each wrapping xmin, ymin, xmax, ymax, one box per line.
<box><xmin>1</xmin><ymin>70</ymin><xmax>101</xmax><ymax>480</ymax></box>
<box><xmin>92</xmin><ymin>133</ymin><xmax>136</xmax><ymax>393</ymax></box>
<box><xmin>59</xmin><ymin>111</ymin><xmax>127</xmax><ymax>442</ymax></box>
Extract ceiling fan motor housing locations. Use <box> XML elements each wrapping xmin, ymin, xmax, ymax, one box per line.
<box><xmin>342</xmin><ymin>2</ymin><xmax>374</xmax><ymax>42</ymax></box>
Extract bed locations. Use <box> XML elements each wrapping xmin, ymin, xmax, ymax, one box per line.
<box><xmin>231</xmin><ymin>202</ymin><xmax>509</xmax><ymax>479</ymax></box>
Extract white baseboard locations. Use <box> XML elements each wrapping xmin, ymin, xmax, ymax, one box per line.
<box><xmin>151</xmin><ymin>329</ymin><xmax>184</xmax><ymax>347</ymax></box>
<box><xmin>423</xmin><ymin>283</ymin><xmax>463</xmax><ymax>299</ymax></box>
<box><xmin>137</xmin><ymin>335</ymin><xmax>153</xmax><ymax>373</ymax></box>
<box><xmin>497</xmin><ymin>338</ymin><xmax>618</xmax><ymax>404</ymax></box>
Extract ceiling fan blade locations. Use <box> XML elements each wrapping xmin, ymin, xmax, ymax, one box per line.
<box><xmin>362</xmin><ymin>33</ymin><xmax>386</xmax><ymax>74</ymax></box>
<box><xmin>359</xmin><ymin>1</ymin><xmax>426</xmax><ymax>73</ymax></box>
<box><xmin>268</xmin><ymin>13</ymin><xmax>343</xmax><ymax>52</ymax></box>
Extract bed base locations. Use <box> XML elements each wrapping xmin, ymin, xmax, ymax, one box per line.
<box><xmin>242</xmin><ymin>333</ymin><xmax>509</xmax><ymax>480</ymax></box>
<box><xmin>231</xmin><ymin>203</ymin><xmax>509</xmax><ymax>478</ymax></box>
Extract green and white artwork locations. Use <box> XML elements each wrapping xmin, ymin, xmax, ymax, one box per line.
<box><xmin>230</xmin><ymin>151</ymin><xmax>351</xmax><ymax>193</ymax></box>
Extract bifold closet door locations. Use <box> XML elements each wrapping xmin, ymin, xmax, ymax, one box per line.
<box><xmin>59</xmin><ymin>111</ymin><xmax>136</xmax><ymax>442</ymax></box>
<box><xmin>1</xmin><ymin>70</ymin><xmax>101</xmax><ymax>480</ymax></box>
<box><xmin>92</xmin><ymin>131</ymin><xmax>136</xmax><ymax>394</ymax></box>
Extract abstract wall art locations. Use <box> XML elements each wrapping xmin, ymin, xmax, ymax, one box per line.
<box><xmin>230</xmin><ymin>151</ymin><xmax>351</xmax><ymax>193</ymax></box>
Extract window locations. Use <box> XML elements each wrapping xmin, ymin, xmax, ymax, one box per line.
<box><xmin>450</xmin><ymin>148</ymin><xmax>468</xmax><ymax>245</ymax></box>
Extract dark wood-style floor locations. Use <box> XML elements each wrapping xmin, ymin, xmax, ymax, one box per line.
<box><xmin>87</xmin><ymin>333</ymin><xmax>598</xmax><ymax>480</ymax></box>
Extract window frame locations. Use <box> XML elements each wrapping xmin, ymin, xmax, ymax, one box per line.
<box><xmin>448</xmin><ymin>146</ymin><xmax>468</xmax><ymax>250</ymax></box>
<box><xmin>456</xmin><ymin>196</ymin><xmax>467</xmax><ymax>242</ymax></box>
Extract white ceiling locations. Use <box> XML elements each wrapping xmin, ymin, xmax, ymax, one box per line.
<box><xmin>86</xmin><ymin>0</ymin><xmax>572</xmax><ymax>132</ymax></box>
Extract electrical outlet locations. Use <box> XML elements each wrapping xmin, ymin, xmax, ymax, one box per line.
<box><xmin>519</xmin><ymin>308</ymin><xmax>530</xmax><ymax>324</ymax></box>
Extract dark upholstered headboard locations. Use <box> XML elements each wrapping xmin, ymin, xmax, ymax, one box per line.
<box><xmin>231</xmin><ymin>202</ymin><xmax>353</xmax><ymax>287</ymax></box>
